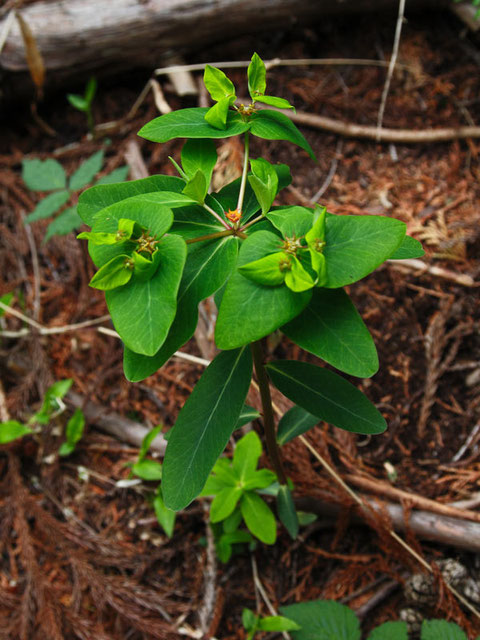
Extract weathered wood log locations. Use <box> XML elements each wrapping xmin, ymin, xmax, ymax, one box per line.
<box><xmin>0</xmin><ymin>0</ymin><xmax>448</xmax><ymax>107</ymax></box>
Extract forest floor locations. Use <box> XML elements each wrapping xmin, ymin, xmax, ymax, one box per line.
<box><xmin>1</xmin><ymin>7</ymin><xmax>480</xmax><ymax>640</ymax></box>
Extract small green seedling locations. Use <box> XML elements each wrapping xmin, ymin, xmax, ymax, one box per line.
<box><xmin>130</xmin><ymin>425</ymin><xmax>176</xmax><ymax>538</ymax></box>
<box><xmin>22</xmin><ymin>153</ymin><xmax>129</xmax><ymax>242</ymax></box>
<box><xmin>0</xmin><ymin>379</ymin><xmax>85</xmax><ymax>458</ymax></box>
<box><xmin>242</xmin><ymin>607</ymin><xmax>300</xmax><ymax>640</ymax></box>
<box><xmin>279</xmin><ymin>599</ymin><xmax>478</xmax><ymax>640</ymax></box>
<box><xmin>76</xmin><ymin>53</ymin><xmax>424</xmax><ymax>538</ymax></box>
<box><xmin>67</xmin><ymin>76</ymin><xmax>97</xmax><ymax>135</ymax></box>
<box><xmin>201</xmin><ymin>432</ymin><xmax>279</xmax><ymax>549</ymax></box>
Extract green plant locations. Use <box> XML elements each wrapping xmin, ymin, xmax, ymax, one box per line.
<box><xmin>278</xmin><ymin>599</ymin><xmax>478</xmax><ymax>640</ymax></box>
<box><xmin>22</xmin><ymin>152</ymin><xmax>129</xmax><ymax>242</ymax></box>
<box><xmin>76</xmin><ymin>53</ymin><xmax>424</xmax><ymax>530</ymax></box>
<box><xmin>0</xmin><ymin>379</ymin><xmax>85</xmax><ymax>457</ymax></box>
<box><xmin>242</xmin><ymin>607</ymin><xmax>300</xmax><ymax>639</ymax></box>
<box><xmin>67</xmin><ymin>76</ymin><xmax>97</xmax><ymax>135</ymax></box>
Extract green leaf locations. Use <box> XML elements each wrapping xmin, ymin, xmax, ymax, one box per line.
<box><xmin>210</xmin><ymin>486</ymin><xmax>243</xmax><ymax>523</ymax></box>
<box><xmin>421</xmin><ymin>620</ymin><xmax>467</xmax><ymax>640</ymax></box>
<box><xmin>248</xmin><ymin>157</ymin><xmax>279</xmax><ymax>215</ymax></box>
<box><xmin>242</xmin><ymin>469</ymin><xmax>277</xmax><ymax>491</ymax></box>
<box><xmin>216</xmin><ymin>530</ymin><xmax>252</xmax><ymax>563</ymax></box>
<box><xmin>33</xmin><ymin>379</ymin><xmax>73</xmax><ymax>424</ymax></box>
<box><xmin>138</xmin><ymin>108</ymin><xmax>249</xmax><ymax>143</ymax></box>
<box><xmin>267</xmin><ymin>205</ymin><xmax>313</xmax><ymax>238</ymax></box>
<box><xmin>25</xmin><ymin>190</ymin><xmax>70</xmax><ymax>223</ymax></box>
<box><xmin>389</xmin><ymin>234</ymin><xmax>424</xmax><ymax>259</ymax></box>
<box><xmin>254</xmin><ymin>96</ymin><xmax>295</xmax><ymax>111</ymax></box>
<box><xmin>250</xmin><ymin>110</ymin><xmax>316</xmax><ymax>160</ymax></box>
<box><xmin>182</xmin><ymin>169</ymin><xmax>208</xmax><ymax>203</ymax></box>
<box><xmin>324</xmin><ymin>214</ymin><xmax>406</xmax><ymax>288</ymax></box>
<box><xmin>205</xmin><ymin>95</ymin><xmax>236</xmax><ymax>130</ymax></box>
<box><xmin>84</xmin><ymin>76</ymin><xmax>97</xmax><ymax>104</ymax></box>
<box><xmin>67</xmin><ymin>94</ymin><xmax>88</xmax><ymax>111</ymax></box>
<box><xmin>0</xmin><ymin>421</ymin><xmax>32</xmax><ymax>444</ymax></box>
<box><xmin>242</xmin><ymin>608</ymin><xmax>258</xmax><ymax>632</ymax></box>
<box><xmin>280</xmin><ymin>600</ymin><xmax>361</xmax><ymax>640</ymax></box>
<box><xmin>44</xmin><ymin>207</ymin><xmax>83</xmax><ymax>243</ymax></box>
<box><xmin>276</xmin><ymin>484</ymin><xmax>299</xmax><ymax>539</ymax></box>
<box><xmin>0</xmin><ymin>292</ymin><xmax>13</xmax><ymax>316</ymax></box>
<box><xmin>88</xmin><ymin>254</ymin><xmax>134</xmax><ymax>290</ymax></box>
<box><xmin>162</xmin><ymin>347</ymin><xmax>253</xmax><ymax>510</ymax></box>
<box><xmin>69</xmin><ymin>150</ymin><xmax>104</xmax><ymax>191</ymax></box>
<box><xmin>211</xmin><ymin>458</ymin><xmax>240</xmax><ymax>486</ymax></box>
<box><xmin>106</xmin><ymin>234</ymin><xmax>186</xmax><ymax>356</ymax></box>
<box><xmin>181</xmin><ymin>138</ymin><xmax>217</xmax><ymax>185</ymax></box>
<box><xmin>123</xmin><ymin>236</ymin><xmax>238</xmax><ymax>381</ymax></box>
<box><xmin>59</xmin><ymin>408</ymin><xmax>85</xmax><ymax>456</ymax></box>
<box><xmin>248</xmin><ymin>53</ymin><xmax>266</xmax><ymax>98</ymax></box>
<box><xmin>239</xmin><ymin>251</ymin><xmax>288</xmax><ymax>287</ymax></box>
<box><xmin>277</xmin><ymin>405</ymin><xmax>318</xmax><ymax>445</ymax></box>
<box><xmin>78</xmin><ymin>175</ymin><xmax>185</xmax><ymax>226</ymax></box>
<box><xmin>368</xmin><ymin>621</ymin><xmax>408</xmax><ymax>640</ymax></box>
<box><xmin>284</xmin><ymin>256</ymin><xmax>315</xmax><ymax>292</ymax></box>
<box><xmin>203</xmin><ymin>64</ymin><xmax>236</xmax><ymax>102</ymax></box>
<box><xmin>138</xmin><ymin>425</ymin><xmax>163</xmax><ymax>462</ymax></box>
<box><xmin>22</xmin><ymin>158</ymin><xmax>67</xmax><ymax>191</ymax></box>
<box><xmin>95</xmin><ymin>166</ymin><xmax>130</xmax><ymax>185</ymax></box>
<box><xmin>215</xmin><ymin>231</ymin><xmax>311</xmax><ymax>349</ymax></box>
<box><xmin>223</xmin><ymin>508</ymin><xmax>243</xmax><ymax>533</ymax></box>
<box><xmin>153</xmin><ymin>488</ymin><xmax>176</xmax><ymax>538</ymax></box>
<box><xmin>132</xmin><ymin>459</ymin><xmax>163</xmax><ymax>481</ymax></box>
<box><xmin>266</xmin><ymin>361</ymin><xmax>387</xmax><ymax>435</ymax></box>
<box><xmin>282</xmin><ymin>288</ymin><xmax>379</xmax><ymax>378</ymax></box>
<box><xmin>240</xmin><ymin>492</ymin><xmax>276</xmax><ymax>544</ymax></box>
<box><xmin>232</xmin><ymin>430</ymin><xmax>262</xmax><ymax>480</ymax></box>
<box><xmin>235</xmin><ymin>404</ymin><xmax>261</xmax><ymax>429</ymax></box>
<box><xmin>258</xmin><ymin>616</ymin><xmax>301</xmax><ymax>632</ymax></box>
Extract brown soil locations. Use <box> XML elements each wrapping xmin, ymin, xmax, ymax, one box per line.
<box><xmin>1</xmin><ymin>8</ymin><xmax>480</xmax><ymax>640</ymax></box>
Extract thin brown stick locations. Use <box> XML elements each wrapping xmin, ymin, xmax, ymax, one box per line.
<box><xmin>387</xmin><ymin>258</ymin><xmax>476</xmax><ymax>287</ymax></box>
<box><xmin>346</xmin><ymin>474</ymin><xmax>480</xmax><ymax>524</ymax></box>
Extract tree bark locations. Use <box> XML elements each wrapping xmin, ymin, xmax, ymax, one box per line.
<box><xmin>0</xmin><ymin>0</ymin><xmax>448</xmax><ymax>106</ymax></box>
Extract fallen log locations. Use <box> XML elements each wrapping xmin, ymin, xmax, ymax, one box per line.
<box><xmin>0</xmin><ymin>0</ymin><xmax>448</xmax><ymax>107</ymax></box>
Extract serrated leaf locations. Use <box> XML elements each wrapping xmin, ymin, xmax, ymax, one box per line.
<box><xmin>248</xmin><ymin>53</ymin><xmax>267</xmax><ymax>98</ymax></box>
<box><xmin>95</xmin><ymin>166</ymin><xmax>130</xmax><ymax>185</ymax></box>
<box><xmin>254</xmin><ymin>95</ymin><xmax>295</xmax><ymax>111</ymax></box>
<box><xmin>277</xmin><ymin>405</ymin><xmax>318</xmax><ymax>445</ymax></box>
<box><xmin>153</xmin><ymin>488</ymin><xmax>176</xmax><ymax>538</ymax></box>
<box><xmin>368</xmin><ymin>621</ymin><xmax>408</xmax><ymax>640</ymax></box>
<box><xmin>232</xmin><ymin>430</ymin><xmax>262</xmax><ymax>480</ymax></box>
<box><xmin>78</xmin><ymin>175</ymin><xmax>185</xmax><ymax>226</ymax></box>
<box><xmin>324</xmin><ymin>214</ymin><xmax>406</xmax><ymax>288</ymax></box>
<box><xmin>282</xmin><ymin>288</ymin><xmax>379</xmax><ymax>378</ymax></box>
<box><xmin>69</xmin><ymin>150</ymin><xmax>104</xmax><ymax>191</ymax></box>
<box><xmin>250</xmin><ymin>110</ymin><xmax>316</xmax><ymax>160</ymax></box>
<box><xmin>280</xmin><ymin>599</ymin><xmax>361</xmax><ymax>640</ymax></box>
<box><xmin>44</xmin><ymin>207</ymin><xmax>83</xmax><ymax>243</ymax></box>
<box><xmin>276</xmin><ymin>484</ymin><xmax>299</xmax><ymax>539</ymax></box>
<box><xmin>389</xmin><ymin>234</ymin><xmax>424</xmax><ymax>259</ymax></box>
<box><xmin>106</xmin><ymin>234</ymin><xmax>186</xmax><ymax>356</ymax></box>
<box><xmin>215</xmin><ymin>231</ymin><xmax>311</xmax><ymax>349</ymax></box>
<box><xmin>266</xmin><ymin>361</ymin><xmax>386</xmax><ymax>435</ymax></box>
<box><xmin>162</xmin><ymin>347</ymin><xmax>253</xmax><ymax>510</ymax></box>
<box><xmin>210</xmin><ymin>486</ymin><xmax>243</xmax><ymax>523</ymax></box>
<box><xmin>132</xmin><ymin>459</ymin><xmax>163</xmax><ymax>481</ymax></box>
<box><xmin>22</xmin><ymin>158</ymin><xmax>67</xmax><ymax>191</ymax></box>
<box><xmin>204</xmin><ymin>64</ymin><xmax>236</xmax><ymax>101</ymax></box>
<box><xmin>421</xmin><ymin>620</ymin><xmax>467</xmax><ymax>640</ymax></box>
<box><xmin>0</xmin><ymin>421</ymin><xmax>33</xmax><ymax>444</ymax></box>
<box><xmin>138</xmin><ymin>108</ymin><xmax>249</xmax><ymax>143</ymax></box>
<box><xmin>25</xmin><ymin>190</ymin><xmax>70</xmax><ymax>223</ymax></box>
<box><xmin>240</xmin><ymin>492</ymin><xmax>276</xmax><ymax>544</ymax></box>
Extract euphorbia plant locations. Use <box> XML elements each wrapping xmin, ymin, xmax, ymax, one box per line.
<box><xmin>77</xmin><ymin>54</ymin><xmax>423</xmax><ymax>530</ymax></box>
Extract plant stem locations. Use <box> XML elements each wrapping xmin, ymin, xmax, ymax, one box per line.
<box><xmin>240</xmin><ymin>214</ymin><xmax>263</xmax><ymax>232</ymax></box>
<box><xmin>186</xmin><ymin>229</ymin><xmax>234</xmax><ymax>244</ymax></box>
<box><xmin>251</xmin><ymin>341</ymin><xmax>287</xmax><ymax>485</ymax></box>
<box><xmin>202</xmin><ymin>202</ymin><xmax>232</xmax><ymax>229</ymax></box>
<box><xmin>237</xmin><ymin>131</ymin><xmax>250</xmax><ymax>213</ymax></box>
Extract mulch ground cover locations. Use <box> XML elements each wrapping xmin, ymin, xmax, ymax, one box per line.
<box><xmin>1</xmin><ymin>7</ymin><xmax>480</xmax><ymax>639</ymax></box>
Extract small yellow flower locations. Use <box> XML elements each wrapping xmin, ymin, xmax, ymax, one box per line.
<box><xmin>226</xmin><ymin>208</ymin><xmax>242</xmax><ymax>223</ymax></box>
